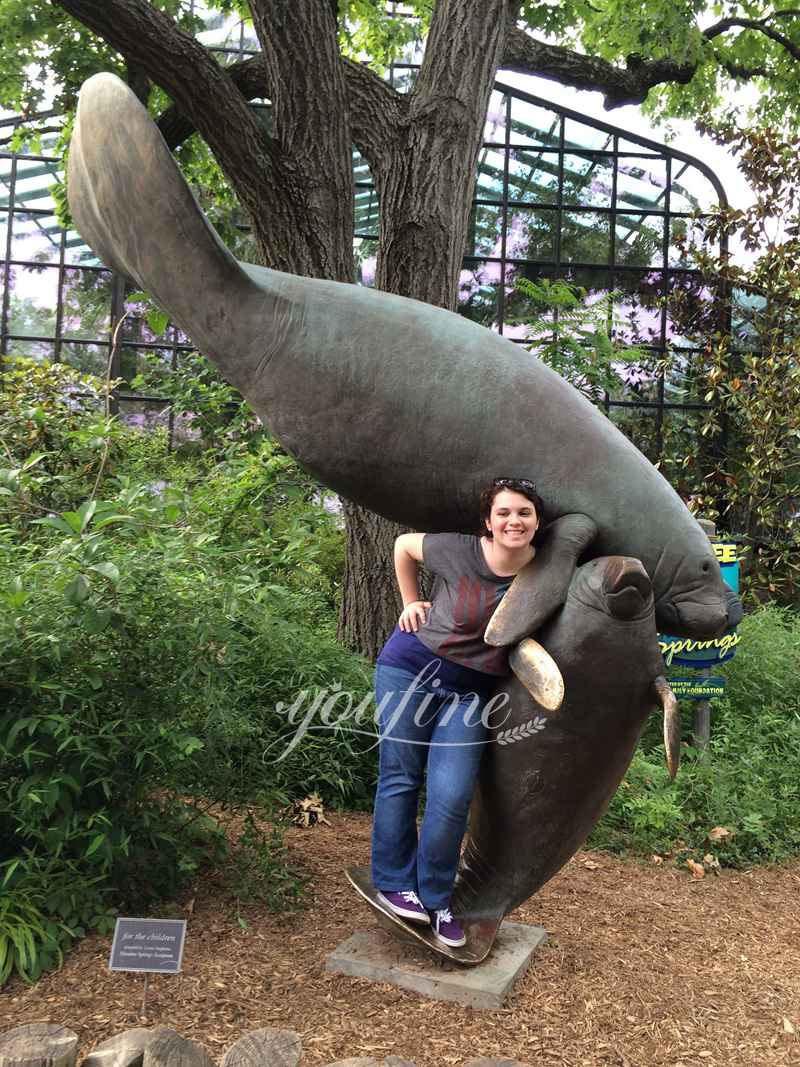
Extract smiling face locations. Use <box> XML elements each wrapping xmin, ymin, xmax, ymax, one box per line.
<box><xmin>485</xmin><ymin>489</ymin><xmax>539</xmax><ymax>549</ymax></box>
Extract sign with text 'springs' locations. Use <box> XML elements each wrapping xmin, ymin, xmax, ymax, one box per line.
<box><xmin>109</xmin><ymin>917</ymin><xmax>187</xmax><ymax>974</ymax></box>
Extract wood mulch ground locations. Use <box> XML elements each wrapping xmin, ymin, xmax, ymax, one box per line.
<box><xmin>2</xmin><ymin>811</ymin><xmax>799</xmax><ymax>1067</ymax></box>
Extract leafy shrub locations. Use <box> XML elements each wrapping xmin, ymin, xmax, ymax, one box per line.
<box><xmin>0</xmin><ymin>357</ymin><xmax>124</xmax><ymax>520</ymax></box>
<box><xmin>666</xmin><ymin>125</ymin><xmax>800</xmax><ymax>604</ymax></box>
<box><xmin>0</xmin><ymin>470</ymin><xmax>373</xmax><ymax>984</ymax></box>
<box><xmin>0</xmin><ymin>358</ymin><xmax>373</xmax><ymax>985</ymax></box>
<box><xmin>591</xmin><ymin>605</ymin><xmax>800</xmax><ymax>866</ymax></box>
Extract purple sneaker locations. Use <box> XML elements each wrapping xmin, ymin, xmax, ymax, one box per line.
<box><xmin>431</xmin><ymin>907</ymin><xmax>466</xmax><ymax>947</ymax></box>
<box><xmin>377</xmin><ymin>890</ymin><xmax>430</xmax><ymax>924</ymax></box>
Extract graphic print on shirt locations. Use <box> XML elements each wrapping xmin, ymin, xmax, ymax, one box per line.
<box><xmin>436</xmin><ymin>574</ymin><xmax>510</xmax><ymax>673</ymax></box>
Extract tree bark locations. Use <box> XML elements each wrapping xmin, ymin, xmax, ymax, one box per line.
<box><xmin>375</xmin><ymin>0</ymin><xmax>510</xmax><ymax>305</ymax></box>
<box><xmin>338</xmin><ymin>500</ymin><xmax>405</xmax><ymax>660</ymax></box>
<box><xmin>250</xmin><ymin>0</ymin><xmax>354</xmax><ymax>282</ymax></box>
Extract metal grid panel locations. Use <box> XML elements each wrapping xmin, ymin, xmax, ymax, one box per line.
<box><xmin>1</xmin><ymin>21</ymin><xmax>727</xmax><ymax>464</ymax></box>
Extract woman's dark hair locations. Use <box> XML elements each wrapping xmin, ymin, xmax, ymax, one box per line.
<box><xmin>479</xmin><ymin>477</ymin><xmax>546</xmax><ymax>545</ymax></box>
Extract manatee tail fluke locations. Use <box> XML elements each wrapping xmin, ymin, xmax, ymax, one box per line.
<box><xmin>653</xmin><ymin>675</ymin><xmax>680</xmax><ymax>778</ymax></box>
<box><xmin>68</xmin><ymin>73</ymin><xmax>258</xmax><ymax>369</ymax></box>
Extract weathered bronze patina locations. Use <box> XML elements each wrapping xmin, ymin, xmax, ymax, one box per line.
<box><xmin>68</xmin><ymin>73</ymin><xmax>740</xmax><ymax>641</ymax></box>
<box><xmin>454</xmin><ymin>554</ymin><xmax>679</xmax><ymax>958</ymax></box>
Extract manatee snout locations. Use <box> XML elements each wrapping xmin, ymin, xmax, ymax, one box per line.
<box><xmin>659</xmin><ymin>596</ymin><xmax>729</xmax><ymax>638</ymax></box>
<box><xmin>601</xmin><ymin>557</ymin><xmax>653</xmax><ymax>619</ymax></box>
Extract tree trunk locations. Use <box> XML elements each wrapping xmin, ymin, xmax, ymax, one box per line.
<box><xmin>338</xmin><ymin>500</ymin><xmax>405</xmax><ymax>660</ymax></box>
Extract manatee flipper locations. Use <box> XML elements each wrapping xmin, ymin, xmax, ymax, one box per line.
<box><xmin>508</xmin><ymin>638</ymin><xmax>564</xmax><ymax>712</ymax></box>
<box><xmin>485</xmin><ymin>513</ymin><xmax>598</xmax><ymax>647</ymax></box>
<box><xmin>724</xmin><ymin>584</ymin><xmax>744</xmax><ymax>629</ymax></box>
<box><xmin>653</xmin><ymin>675</ymin><xmax>680</xmax><ymax>779</ymax></box>
<box><xmin>68</xmin><ymin>73</ymin><xmax>272</xmax><ymax>393</ymax></box>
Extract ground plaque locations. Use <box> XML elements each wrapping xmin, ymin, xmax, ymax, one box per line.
<box><xmin>109</xmin><ymin>917</ymin><xmax>187</xmax><ymax>974</ymax></box>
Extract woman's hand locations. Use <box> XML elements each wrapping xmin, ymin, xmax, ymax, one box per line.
<box><xmin>399</xmin><ymin>600</ymin><xmax>432</xmax><ymax>633</ymax></box>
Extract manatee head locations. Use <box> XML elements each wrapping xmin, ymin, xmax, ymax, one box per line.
<box><xmin>650</xmin><ymin>532</ymin><xmax>737</xmax><ymax>639</ymax></box>
<box><xmin>571</xmin><ymin>555</ymin><xmax>654</xmax><ymax>622</ymax></box>
<box><xmin>543</xmin><ymin>555</ymin><xmax>666</xmax><ymax>703</ymax></box>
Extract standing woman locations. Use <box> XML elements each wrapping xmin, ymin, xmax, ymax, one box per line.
<box><xmin>371</xmin><ymin>477</ymin><xmax>545</xmax><ymax>947</ymax></box>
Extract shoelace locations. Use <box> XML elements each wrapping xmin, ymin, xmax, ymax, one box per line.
<box><xmin>401</xmin><ymin>891</ymin><xmax>423</xmax><ymax>905</ymax></box>
<box><xmin>436</xmin><ymin>908</ymin><xmax>453</xmax><ymax>923</ymax></box>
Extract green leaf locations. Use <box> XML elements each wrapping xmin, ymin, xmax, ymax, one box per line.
<box><xmin>83</xmin><ymin>607</ymin><xmax>113</xmax><ymax>634</ymax></box>
<box><xmin>60</xmin><ymin>511</ymin><xmax>85</xmax><ymax>534</ymax></box>
<box><xmin>31</xmin><ymin>515</ymin><xmax>76</xmax><ymax>535</ymax></box>
<box><xmin>77</xmin><ymin>499</ymin><xmax>98</xmax><ymax>532</ymax></box>
<box><xmin>85</xmin><ymin>833</ymin><xmax>106</xmax><ymax>858</ymax></box>
<box><xmin>5</xmin><ymin>717</ymin><xmax>38</xmax><ymax>749</ymax></box>
<box><xmin>89</xmin><ymin>562</ymin><xmax>120</xmax><ymax>585</ymax></box>
<box><xmin>146</xmin><ymin>308</ymin><xmax>170</xmax><ymax>336</ymax></box>
<box><xmin>1</xmin><ymin>860</ymin><xmax>21</xmax><ymax>887</ymax></box>
<box><xmin>94</xmin><ymin>515</ymin><xmax>132</xmax><ymax>529</ymax></box>
<box><xmin>64</xmin><ymin>573</ymin><xmax>91</xmax><ymax>606</ymax></box>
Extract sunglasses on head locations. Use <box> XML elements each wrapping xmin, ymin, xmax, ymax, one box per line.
<box><xmin>493</xmin><ymin>477</ymin><xmax>538</xmax><ymax>492</ymax></box>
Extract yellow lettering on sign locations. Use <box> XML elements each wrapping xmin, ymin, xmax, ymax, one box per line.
<box><xmin>713</xmin><ymin>543</ymin><xmax>738</xmax><ymax>564</ymax></box>
<box><xmin>658</xmin><ymin>632</ymin><xmax>741</xmax><ymax>665</ymax></box>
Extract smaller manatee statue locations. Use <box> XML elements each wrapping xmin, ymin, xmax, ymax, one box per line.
<box><xmin>453</xmin><ymin>554</ymin><xmax>678</xmax><ymax>959</ymax></box>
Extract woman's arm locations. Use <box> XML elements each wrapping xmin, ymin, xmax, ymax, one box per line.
<box><xmin>394</xmin><ymin>533</ymin><xmax>431</xmax><ymax>632</ymax></box>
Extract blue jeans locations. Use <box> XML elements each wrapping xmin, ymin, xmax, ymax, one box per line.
<box><xmin>371</xmin><ymin>663</ymin><xmax>490</xmax><ymax>910</ymax></box>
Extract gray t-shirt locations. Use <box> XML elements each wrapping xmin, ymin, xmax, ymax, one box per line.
<box><xmin>416</xmin><ymin>533</ymin><xmax>512</xmax><ymax>676</ymax></box>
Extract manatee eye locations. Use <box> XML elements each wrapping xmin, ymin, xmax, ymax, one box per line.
<box><xmin>701</xmin><ymin>561</ymin><xmax>710</xmax><ymax>572</ymax></box>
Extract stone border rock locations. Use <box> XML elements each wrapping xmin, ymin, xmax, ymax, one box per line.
<box><xmin>1</xmin><ymin>1023</ymin><xmax>537</xmax><ymax>1067</ymax></box>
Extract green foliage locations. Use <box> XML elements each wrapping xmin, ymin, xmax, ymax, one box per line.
<box><xmin>667</xmin><ymin>125</ymin><xmax>800</xmax><ymax>603</ymax></box>
<box><xmin>130</xmin><ymin>341</ymin><xmax>260</xmax><ymax>453</ymax></box>
<box><xmin>0</xmin><ymin>468</ymin><xmax>368</xmax><ymax>983</ymax></box>
<box><xmin>0</xmin><ymin>360</ymin><xmax>372</xmax><ymax>986</ymax></box>
<box><xmin>591</xmin><ymin>605</ymin><xmax>800</xmax><ymax>866</ymax></box>
<box><xmin>338</xmin><ymin>1</ymin><xmax>428</xmax><ymax>71</ymax></box>
<box><xmin>0</xmin><ymin>1</ymin><xmax>199</xmax><ymax>116</ymax></box>
<box><xmin>512</xmin><ymin>277</ymin><xmax>651</xmax><ymax>405</ymax></box>
<box><xmin>0</xmin><ymin>357</ymin><xmax>124</xmax><ymax>521</ymax></box>
<box><xmin>227</xmin><ymin>812</ymin><xmax>308</xmax><ymax>914</ymax></box>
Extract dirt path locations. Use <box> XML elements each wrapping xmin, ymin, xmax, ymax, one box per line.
<box><xmin>2</xmin><ymin>812</ymin><xmax>799</xmax><ymax>1066</ymax></box>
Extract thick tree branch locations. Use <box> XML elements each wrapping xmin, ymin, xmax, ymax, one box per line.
<box><xmin>342</xmin><ymin>58</ymin><xmax>408</xmax><ymax>165</ymax></box>
<box><xmin>158</xmin><ymin>54</ymin><xmax>267</xmax><ymax>149</ymax></box>
<box><xmin>704</xmin><ymin>15</ymin><xmax>800</xmax><ymax>61</ymax></box>
<box><xmin>717</xmin><ymin>55</ymin><xmax>771</xmax><ymax>80</ymax></box>
<box><xmin>501</xmin><ymin>25</ymin><xmax>696</xmax><ymax>108</ymax></box>
<box><xmin>373</xmin><ymin>0</ymin><xmax>511</xmax><ymax>307</ymax></box>
<box><xmin>247</xmin><ymin>0</ymin><xmax>354</xmax><ymax>281</ymax></box>
<box><xmin>55</xmin><ymin>0</ymin><xmax>278</xmax><ymax>200</ymax></box>
<box><xmin>157</xmin><ymin>51</ymin><xmax>406</xmax><ymax>172</ymax></box>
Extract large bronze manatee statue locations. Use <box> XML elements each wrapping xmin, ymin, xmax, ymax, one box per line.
<box><xmin>68</xmin><ymin>73</ymin><xmax>740</xmax><ymax>959</ymax></box>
